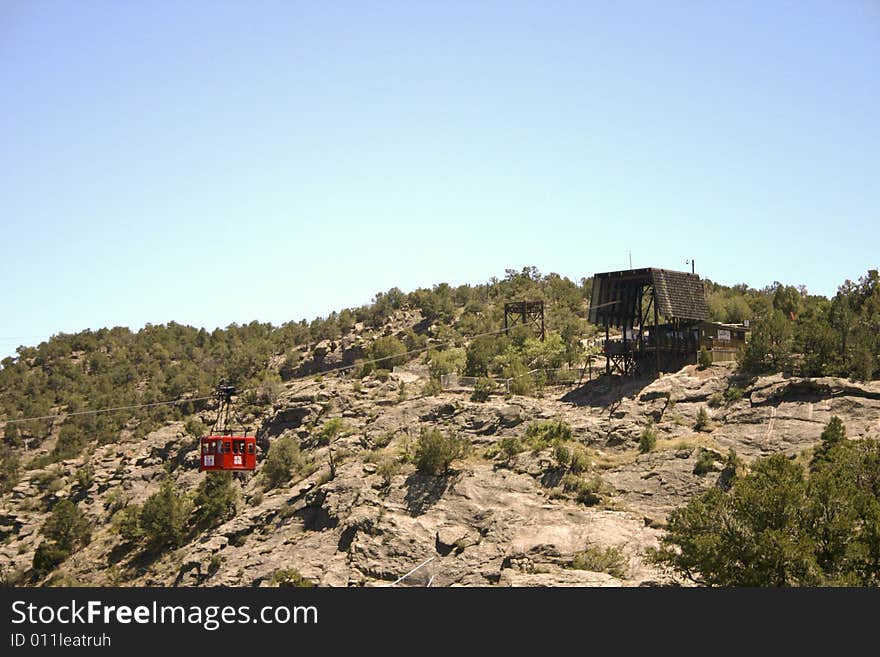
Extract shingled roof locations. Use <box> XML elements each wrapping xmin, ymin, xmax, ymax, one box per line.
<box><xmin>651</xmin><ymin>269</ymin><xmax>709</xmax><ymax>320</ymax></box>
<box><xmin>588</xmin><ymin>268</ymin><xmax>709</xmax><ymax>328</ymax></box>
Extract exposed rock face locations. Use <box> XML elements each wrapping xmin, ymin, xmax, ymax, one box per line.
<box><xmin>3</xmin><ymin>363</ymin><xmax>879</xmax><ymax>587</ymax></box>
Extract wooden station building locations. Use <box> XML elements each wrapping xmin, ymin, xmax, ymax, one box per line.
<box><xmin>588</xmin><ymin>267</ymin><xmax>720</xmax><ymax>376</ymax></box>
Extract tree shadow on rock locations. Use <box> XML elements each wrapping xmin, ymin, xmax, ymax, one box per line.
<box><xmin>540</xmin><ymin>466</ymin><xmax>567</xmax><ymax>489</ymax></box>
<box><xmin>404</xmin><ymin>472</ymin><xmax>452</xmax><ymax>516</ymax></box>
<box><xmin>106</xmin><ymin>541</ymin><xmax>136</xmax><ymax>566</ymax></box>
<box><xmin>561</xmin><ymin>374</ymin><xmax>655</xmax><ymax>408</ymax></box>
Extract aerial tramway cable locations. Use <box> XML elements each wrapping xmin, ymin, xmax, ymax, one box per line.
<box><xmin>0</xmin><ymin>395</ymin><xmax>215</xmax><ymax>426</ymax></box>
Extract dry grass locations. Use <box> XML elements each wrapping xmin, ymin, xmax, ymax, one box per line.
<box><xmin>587</xmin><ymin>448</ymin><xmax>640</xmax><ymax>470</ymax></box>
<box><xmin>459</xmin><ymin>452</ymin><xmax>493</xmax><ymax>469</ymax></box>
<box><xmin>654</xmin><ymin>433</ymin><xmax>720</xmax><ymax>452</ymax></box>
<box><xmin>793</xmin><ymin>447</ymin><xmax>815</xmax><ymax>470</ymax></box>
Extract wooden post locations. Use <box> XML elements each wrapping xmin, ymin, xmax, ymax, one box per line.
<box><xmin>605</xmin><ymin>323</ymin><xmax>610</xmax><ymax>375</ymax></box>
<box><xmin>637</xmin><ymin>286</ymin><xmax>643</xmax><ymax>353</ymax></box>
<box><xmin>654</xmin><ymin>285</ymin><xmax>660</xmax><ymax>374</ymax></box>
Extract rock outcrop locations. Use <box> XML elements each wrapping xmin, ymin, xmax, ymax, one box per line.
<box><xmin>3</xmin><ymin>362</ymin><xmax>878</xmax><ymax>587</ymax></box>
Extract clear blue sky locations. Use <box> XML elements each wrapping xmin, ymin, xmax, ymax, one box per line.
<box><xmin>1</xmin><ymin>1</ymin><xmax>878</xmax><ymax>358</ymax></box>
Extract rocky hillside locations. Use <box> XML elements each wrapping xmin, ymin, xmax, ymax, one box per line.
<box><xmin>3</xmin><ymin>340</ymin><xmax>879</xmax><ymax>586</ymax></box>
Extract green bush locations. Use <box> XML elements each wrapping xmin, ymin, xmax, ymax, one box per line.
<box><xmin>52</xmin><ymin>424</ymin><xmax>89</xmax><ymax>460</ymax></box>
<box><xmin>139</xmin><ymin>478</ymin><xmax>191</xmax><ymax>552</ymax></box>
<box><xmin>104</xmin><ymin>489</ymin><xmax>128</xmax><ymax>515</ymax></box>
<box><xmin>553</xmin><ymin>440</ymin><xmax>571</xmax><ymax>467</ymax></box>
<box><xmin>192</xmin><ymin>471</ymin><xmax>238</xmax><ymax>529</ymax></box>
<box><xmin>402</xmin><ymin>328</ymin><xmax>427</xmax><ymax>352</ymax></box>
<box><xmin>717</xmin><ymin>448</ymin><xmax>744</xmax><ymax>490</ymax></box>
<box><xmin>522</xmin><ymin>335</ymin><xmax>566</xmax><ymax>371</ymax></box>
<box><xmin>694</xmin><ymin>407</ymin><xmax>711</xmax><ymax>432</ymax></box>
<box><xmin>32</xmin><ymin>466</ymin><xmax>64</xmax><ymax>492</ymax></box>
<box><xmin>465</xmin><ymin>336</ymin><xmax>503</xmax><ymax>377</ymax></box>
<box><xmin>525</xmin><ymin>420</ymin><xmax>573</xmax><ymax>450</ymax></box>
<box><xmin>184</xmin><ymin>417</ymin><xmax>207</xmax><ymax>439</ymax></box>
<box><xmin>707</xmin><ymin>392</ymin><xmax>724</xmax><ymax>408</ymax></box>
<box><xmin>208</xmin><ymin>554</ymin><xmax>223</xmax><ymax>574</ymax></box>
<box><xmin>498</xmin><ymin>437</ymin><xmax>524</xmax><ymax>465</ymax></box>
<box><xmin>271</xmin><ymin>568</ymin><xmax>314</xmax><ymax>588</ymax></box>
<box><xmin>551</xmin><ymin>438</ymin><xmax>589</xmax><ymax>474</ymax></box>
<box><xmin>504</xmin><ymin>358</ymin><xmax>534</xmax><ymax>396</ymax></box>
<box><xmin>698</xmin><ymin>346</ymin><xmax>712</xmax><ymax>369</ymax></box>
<box><xmin>562</xmin><ymin>474</ymin><xmax>603</xmax><ymax>506</ymax></box>
<box><xmin>279</xmin><ymin>351</ymin><xmax>301</xmax><ymax>380</ymax></box>
<box><xmin>724</xmin><ymin>386</ymin><xmax>745</xmax><ymax>404</ymax></box>
<box><xmin>112</xmin><ymin>505</ymin><xmax>143</xmax><ymax>543</ymax></box>
<box><xmin>428</xmin><ymin>348</ymin><xmax>465</xmax><ymax>379</ymax></box>
<box><xmin>262</xmin><ymin>435</ymin><xmax>308</xmax><ymax>489</ymax></box>
<box><xmin>570</xmin><ymin>545</ymin><xmax>628</xmax><ymax>578</ymax></box>
<box><xmin>639</xmin><ymin>424</ymin><xmax>657</xmax><ymax>453</ymax></box>
<box><xmin>576</xmin><ymin>479</ymin><xmax>603</xmax><ymax>506</ymax></box>
<box><xmin>693</xmin><ymin>449</ymin><xmax>718</xmax><ymax>475</ymax></box>
<box><xmin>370</xmin><ymin>336</ymin><xmax>409</xmax><ymax>370</ymax></box>
<box><xmin>32</xmin><ymin>541</ymin><xmax>69</xmax><ymax>578</ymax></box>
<box><xmin>74</xmin><ymin>465</ymin><xmax>94</xmax><ymax>492</ymax></box>
<box><xmin>739</xmin><ymin>310</ymin><xmax>794</xmax><ymax>375</ymax></box>
<box><xmin>46</xmin><ymin>475</ymin><xmax>64</xmax><ymax>495</ymax></box>
<box><xmin>650</xmin><ymin>439</ymin><xmax>880</xmax><ymax>586</ymax></box>
<box><xmin>317</xmin><ymin>418</ymin><xmax>348</xmax><ymax>446</ymax></box>
<box><xmin>414</xmin><ymin>428</ymin><xmax>468</xmax><ymax>475</ymax></box>
<box><xmin>0</xmin><ymin>445</ymin><xmax>20</xmax><ymax>493</ymax></box>
<box><xmin>32</xmin><ymin>498</ymin><xmax>92</xmax><ymax>578</ymax></box>
<box><xmin>471</xmin><ymin>377</ymin><xmax>494</xmax><ymax>402</ymax></box>
<box><xmin>810</xmin><ymin>415</ymin><xmax>847</xmax><ymax>470</ymax></box>
<box><xmin>409</xmin><ymin>284</ymin><xmax>455</xmax><ymax>324</ymax></box>
<box><xmin>569</xmin><ymin>445</ymin><xmax>590</xmax><ymax>474</ymax></box>
<box><xmin>422</xmin><ymin>377</ymin><xmax>443</xmax><ymax>397</ymax></box>
<box><xmin>820</xmin><ymin>415</ymin><xmax>847</xmax><ymax>444</ymax></box>
<box><xmin>42</xmin><ymin>499</ymin><xmax>91</xmax><ymax>552</ymax></box>
<box><xmin>375</xmin><ymin>451</ymin><xmax>402</xmax><ymax>487</ymax></box>
<box><xmin>318</xmin><ymin>418</ymin><xmax>349</xmax><ymax>478</ymax></box>
<box><xmin>25</xmin><ymin>454</ymin><xmax>54</xmax><ymax>471</ymax></box>
<box><xmin>0</xmin><ymin>564</ymin><xmax>24</xmax><ymax>586</ymax></box>
<box><xmin>372</xmin><ymin>431</ymin><xmax>395</xmax><ymax>449</ymax></box>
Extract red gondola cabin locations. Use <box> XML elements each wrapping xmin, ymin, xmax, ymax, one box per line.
<box><xmin>199</xmin><ymin>435</ymin><xmax>256</xmax><ymax>471</ymax></box>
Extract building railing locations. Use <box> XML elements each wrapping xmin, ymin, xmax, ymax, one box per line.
<box><xmin>604</xmin><ymin>336</ymin><xmax>700</xmax><ymax>354</ymax></box>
